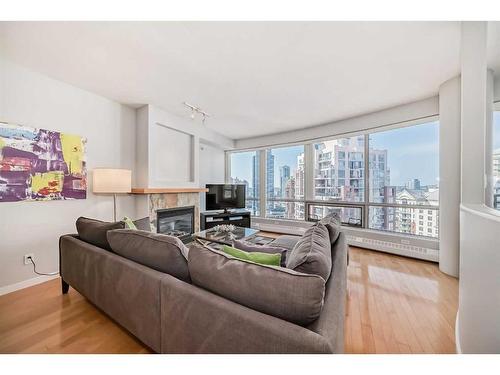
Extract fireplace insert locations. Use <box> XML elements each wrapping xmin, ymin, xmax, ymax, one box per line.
<box><xmin>156</xmin><ymin>206</ymin><xmax>195</xmax><ymax>243</ymax></box>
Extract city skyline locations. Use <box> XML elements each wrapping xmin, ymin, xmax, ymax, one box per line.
<box><xmin>230</xmin><ymin>121</ymin><xmax>439</xmax><ymax>188</ymax></box>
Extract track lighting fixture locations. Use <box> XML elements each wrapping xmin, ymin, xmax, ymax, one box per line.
<box><xmin>183</xmin><ymin>102</ymin><xmax>210</xmax><ymax>124</ymax></box>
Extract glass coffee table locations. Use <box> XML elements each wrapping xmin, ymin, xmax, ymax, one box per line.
<box><xmin>193</xmin><ymin>226</ymin><xmax>259</xmax><ymax>246</ymax></box>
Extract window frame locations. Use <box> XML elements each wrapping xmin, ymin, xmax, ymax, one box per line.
<box><xmin>225</xmin><ymin>115</ymin><xmax>439</xmax><ymax>239</ymax></box>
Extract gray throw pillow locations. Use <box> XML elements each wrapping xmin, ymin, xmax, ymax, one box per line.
<box><xmin>286</xmin><ymin>223</ymin><xmax>332</xmax><ymax>282</ymax></box>
<box><xmin>76</xmin><ymin>217</ymin><xmax>125</xmax><ymax>250</ymax></box>
<box><xmin>107</xmin><ymin>229</ymin><xmax>190</xmax><ymax>282</ymax></box>
<box><xmin>319</xmin><ymin>213</ymin><xmax>341</xmax><ymax>244</ymax></box>
<box><xmin>233</xmin><ymin>239</ymin><xmax>288</xmax><ymax>267</ymax></box>
<box><xmin>133</xmin><ymin>217</ymin><xmax>152</xmax><ymax>232</ymax></box>
<box><xmin>188</xmin><ymin>244</ymin><xmax>325</xmax><ymax>326</ymax></box>
<box><xmin>268</xmin><ymin>235</ymin><xmax>301</xmax><ymax>251</ymax></box>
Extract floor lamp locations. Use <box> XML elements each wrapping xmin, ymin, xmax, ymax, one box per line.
<box><xmin>93</xmin><ymin>168</ymin><xmax>132</xmax><ymax>221</ymax></box>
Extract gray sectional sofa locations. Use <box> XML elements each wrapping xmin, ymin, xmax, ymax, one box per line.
<box><xmin>59</xmin><ymin>217</ymin><xmax>348</xmax><ymax>353</ymax></box>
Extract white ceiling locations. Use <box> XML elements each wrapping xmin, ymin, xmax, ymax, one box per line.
<box><xmin>0</xmin><ymin>22</ymin><xmax>470</xmax><ymax>139</ymax></box>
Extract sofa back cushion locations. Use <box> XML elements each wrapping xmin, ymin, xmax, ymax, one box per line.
<box><xmin>76</xmin><ymin>217</ymin><xmax>125</xmax><ymax>250</ymax></box>
<box><xmin>107</xmin><ymin>229</ymin><xmax>190</xmax><ymax>282</ymax></box>
<box><xmin>188</xmin><ymin>244</ymin><xmax>325</xmax><ymax>326</ymax></box>
<box><xmin>286</xmin><ymin>223</ymin><xmax>332</xmax><ymax>282</ymax></box>
<box><xmin>319</xmin><ymin>213</ymin><xmax>341</xmax><ymax>245</ymax></box>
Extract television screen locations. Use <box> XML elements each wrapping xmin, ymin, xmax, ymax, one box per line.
<box><xmin>205</xmin><ymin>184</ymin><xmax>246</xmax><ymax>211</ymax></box>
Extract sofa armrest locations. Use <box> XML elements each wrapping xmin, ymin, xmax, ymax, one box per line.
<box><xmin>160</xmin><ymin>274</ymin><xmax>332</xmax><ymax>353</ymax></box>
<box><xmin>60</xmin><ymin>234</ymin><xmax>164</xmax><ymax>352</ymax></box>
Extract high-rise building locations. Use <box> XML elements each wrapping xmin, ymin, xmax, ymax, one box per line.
<box><xmin>266</xmin><ymin>150</ymin><xmax>275</xmax><ymax>211</ymax></box>
<box><xmin>266</xmin><ymin>150</ymin><xmax>274</xmax><ymax>197</ymax></box>
<box><xmin>493</xmin><ymin>149</ymin><xmax>500</xmax><ymax>209</ymax></box>
<box><xmin>284</xmin><ymin>176</ymin><xmax>296</xmax><ymax>219</ymax></box>
<box><xmin>394</xmin><ymin>188</ymin><xmax>439</xmax><ymax>237</ymax></box>
<box><xmin>253</xmin><ymin>151</ymin><xmax>276</xmax><ymax>215</ymax></box>
<box><xmin>406</xmin><ymin>178</ymin><xmax>421</xmax><ymax>190</ymax></box>
<box><xmin>294</xmin><ymin>153</ymin><xmax>305</xmax><ymax>219</ymax></box>
<box><xmin>493</xmin><ymin>148</ymin><xmax>500</xmax><ymax>176</ymax></box>
<box><xmin>312</xmin><ymin>136</ymin><xmax>389</xmax><ymax>226</ymax></box>
<box><xmin>279</xmin><ymin>165</ymin><xmax>290</xmax><ymax>197</ymax></box>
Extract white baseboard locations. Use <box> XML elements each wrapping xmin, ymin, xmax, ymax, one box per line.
<box><xmin>455</xmin><ymin>310</ymin><xmax>462</xmax><ymax>354</ymax></box>
<box><xmin>0</xmin><ymin>274</ymin><xmax>59</xmax><ymax>296</ymax></box>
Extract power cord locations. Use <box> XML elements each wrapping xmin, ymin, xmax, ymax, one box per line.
<box><xmin>27</xmin><ymin>256</ymin><xmax>59</xmax><ymax>276</ymax></box>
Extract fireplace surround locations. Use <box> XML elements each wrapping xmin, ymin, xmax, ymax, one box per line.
<box><xmin>156</xmin><ymin>206</ymin><xmax>195</xmax><ymax>242</ymax></box>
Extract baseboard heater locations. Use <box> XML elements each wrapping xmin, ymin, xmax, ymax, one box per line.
<box><xmin>252</xmin><ymin>218</ymin><xmax>439</xmax><ymax>262</ymax></box>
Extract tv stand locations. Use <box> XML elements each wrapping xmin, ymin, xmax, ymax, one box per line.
<box><xmin>200</xmin><ymin>210</ymin><xmax>251</xmax><ymax>230</ymax></box>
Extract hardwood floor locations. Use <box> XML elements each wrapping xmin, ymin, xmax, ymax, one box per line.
<box><xmin>0</xmin><ymin>246</ymin><xmax>458</xmax><ymax>354</ymax></box>
<box><xmin>345</xmin><ymin>247</ymin><xmax>458</xmax><ymax>353</ymax></box>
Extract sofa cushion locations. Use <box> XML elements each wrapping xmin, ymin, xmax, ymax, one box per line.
<box><xmin>286</xmin><ymin>223</ymin><xmax>332</xmax><ymax>282</ymax></box>
<box><xmin>133</xmin><ymin>217</ymin><xmax>152</xmax><ymax>232</ymax></box>
<box><xmin>222</xmin><ymin>245</ymin><xmax>282</xmax><ymax>266</ymax></box>
<box><xmin>268</xmin><ymin>235</ymin><xmax>301</xmax><ymax>251</ymax></box>
<box><xmin>188</xmin><ymin>244</ymin><xmax>325</xmax><ymax>326</ymax></box>
<box><xmin>233</xmin><ymin>239</ymin><xmax>288</xmax><ymax>267</ymax></box>
<box><xmin>76</xmin><ymin>217</ymin><xmax>125</xmax><ymax>250</ymax></box>
<box><xmin>107</xmin><ymin>229</ymin><xmax>190</xmax><ymax>282</ymax></box>
<box><xmin>319</xmin><ymin>213</ymin><xmax>341</xmax><ymax>245</ymax></box>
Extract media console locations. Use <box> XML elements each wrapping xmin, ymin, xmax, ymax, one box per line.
<box><xmin>200</xmin><ymin>210</ymin><xmax>251</xmax><ymax>230</ymax></box>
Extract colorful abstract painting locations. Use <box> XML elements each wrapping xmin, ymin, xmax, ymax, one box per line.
<box><xmin>0</xmin><ymin>123</ymin><xmax>87</xmax><ymax>202</ymax></box>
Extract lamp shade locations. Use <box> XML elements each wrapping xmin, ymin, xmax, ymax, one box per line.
<box><xmin>93</xmin><ymin>168</ymin><xmax>131</xmax><ymax>194</ymax></box>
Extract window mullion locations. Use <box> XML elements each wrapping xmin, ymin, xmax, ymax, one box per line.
<box><xmin>364</xmin><ymin>133</ymin><xmax>370</xmax><ymax>228</ymax></box>
<box><xmin>304</xmin><ymin>143</ymin><xmax>314</xmax><ymax>202</ymax></box>
<box><xmin>259</xmin><ymin>149</ymin><xmax>266</xmax><ymax>218</ymax></box>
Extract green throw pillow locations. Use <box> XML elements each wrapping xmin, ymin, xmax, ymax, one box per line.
<box><xmin>222</xmin><ymin>245</ymin><xmax>281</xmax><ymax>267</ymax></box>
<box><xmin>123</xmin><ymin>216</ymin><xmax>137</xmax><ymax>230</ymax></box>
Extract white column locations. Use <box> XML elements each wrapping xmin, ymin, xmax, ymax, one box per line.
<box><xmin>460</xmin><ymin>22</ymin><xmax>489</xmax><ymax>204</ymax></box>
<box><xmin>458</xmin><ymin>21</ymin><xmax>500</xmax><ymax>354</ymax></box>
<box><xmin>438</xmin><ymin>76</ymin><xmax>461</xmax><ymax>277</ymax></box>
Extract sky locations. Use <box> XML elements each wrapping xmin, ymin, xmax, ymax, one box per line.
<box><xmin>370</xmin><ymin>121</ymin><xmax>439</xmax><ymax>186</ymax></box>
<box><xmin>230</xmin><ymin>120</ymin><xmax>442</xmax><ymax>188</ymax></box>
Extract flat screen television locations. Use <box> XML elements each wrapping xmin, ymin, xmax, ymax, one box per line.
<box><xmin>205</xmin><ymin>184</ymin><xmax>246</xmax><ymax>212</ymax></box>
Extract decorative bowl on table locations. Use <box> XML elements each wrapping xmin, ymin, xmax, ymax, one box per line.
<box><xmin>212</xmin><ymin>224</ymin><xmax>236</xmax><ymax>233</ymax></box>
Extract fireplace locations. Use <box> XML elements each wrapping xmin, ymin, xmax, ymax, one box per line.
<box><xmin>156</xmin><ymin>206</ymin><xmax>195</xmax><ymax>243</ymax></box>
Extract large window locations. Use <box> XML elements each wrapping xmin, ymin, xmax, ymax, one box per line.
<box><xmin>227</xmin><ymin>119</ymin><xmax>440</xmax><ymax>239</ymax></box>
<box><xmin>368</xmin><ymin>121</ymin><xmax>439</xmax><ymax>238</ymax></box>
<box><xmin>229</xmin><ymin>151</ymin><xmax>260</xmax><ymax>216</ymax></box>
<box><xmin>265</xmin><ymin>146</ymin><xmax>305</xmax><ymax>219</ymax></box>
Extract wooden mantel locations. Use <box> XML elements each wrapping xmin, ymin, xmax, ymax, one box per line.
<box><xmin>131</xmin><ymin>187</ymin><xmax>208</xmax><ymax>194</ymax></box>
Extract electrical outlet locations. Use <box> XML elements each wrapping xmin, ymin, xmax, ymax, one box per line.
<box><xmin>24</xmin><ymin>253</ymin><xmax>34</xmax><ymax>265</ymax></box>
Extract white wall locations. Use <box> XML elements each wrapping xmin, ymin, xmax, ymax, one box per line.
<box><xmin>459</xmin><ymin>205</ymin><xmax>500</xmax><ymax>353</ymax></box>
<box><xmin>235</xmin><ymin>96</ymin><xmax>439</xmax><ymax>149</ymax></box>
<box><xmin>198</xmin><ymin>141</ymin><xmax>226</xmax><ymax>211</ymax></box>
<box><xmin>0</xmin><ymin>57</ymin><xmax>137</xmax><ymax>293</ymax></box>
<box><xmin>135</xmin><ymin>104</ymin><xmax>233</xmax><ymax>189</ymax></box>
